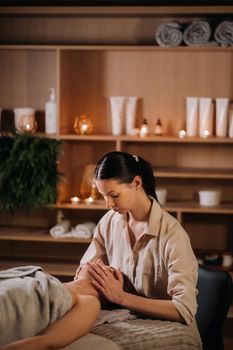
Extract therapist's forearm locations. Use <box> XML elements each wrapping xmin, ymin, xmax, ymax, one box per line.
<box><xmin>118</xmin><ymin>291</ymin><xmax>184</xmax><ymax>323</ymax></box>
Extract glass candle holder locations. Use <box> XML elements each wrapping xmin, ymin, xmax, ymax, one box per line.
<box><xmin>178</xmin><ymin>129</ymin><xmax>187</xmax><ymax>138</ymax></box>
<box><xmin>70</xmin><ymin>196</ymin><xmax>80</xmax><ymax>205</ymax></box>
<box><xmin>19</xmin><ymin>114</ymin><xmax>37</xmax><ymax>134</ymax></box>
<box><xmin>74</xmin><ymin>115</ymin><xmax>93</xmax><ymax>135</ymax></box>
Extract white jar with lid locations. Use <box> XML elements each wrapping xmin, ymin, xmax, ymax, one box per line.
<box><xmin>199</xmin><ymin>190</ymin><xmax>221</xmax><ymax>206</ymax></box>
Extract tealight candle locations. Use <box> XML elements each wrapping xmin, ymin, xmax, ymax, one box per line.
<box><xmin>178</xmin><ymin>129</ymin><xmax>187</xmax><ymax>138</ymax></box>
<box><xmin>81</xmin><ymin>123</ymin><xmax>88</xmax><ymax>133</ymax></box>
<box><xmin>200</xmin><ymin>129</ymin><xmax>210</xmax><ymax>138</ymax></box>
<box><xmin>25</xmin><ymin>122</ymin><xmax>31</xmax><ymax>131</ymax></box>
<box><xmin>70</xmin><ymin>196</ymin><xmax>80</xmax><ymax>204</ymax></box>
<box><xmin>139</xmin><ymin>118</ymin><xmax>149</xmax><ymax>137</ymax></box>
<box><xmin>74</xmin><ymin>115</ymin><xmax>93</xmax><ymax>135</ymax></box>
<box><xmin>85</xmin><ymin>196</ymin><xmax>94</xmax><ymax>204</ymax></box>
<box><xmin>19</xmin><ymin>115</ymin><xmax>37</xmax><ymax>134</ymax></box>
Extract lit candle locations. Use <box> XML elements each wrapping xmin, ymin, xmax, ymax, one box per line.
<box><xmin>25</xmin><ymin>122</ymin><xmax>32</xmax><ymax>131</ymax></box>
<box><xmin>178</xmin><ymin>129</ymin><xmax>187</xmax><ymax>138</ymax></box>
<box><xmin>139</xmin><ymin>119</ymin><xmax>149</xmax><ymax>137</ymax></box>
<box><xmin>70</xmin><ymin>196</ymin><xmax>80</xmax><ymax>204</ymax></box>
<box><xmin>81</xmin><ymin>123</ymin><xmax>88</xmax><ymax>134</ymax></box>
<box><xmin>200</xmin><ymin>129</ymin><xmax>210</xmax><ymax>138</ymax></box>
<box><xmin>20</xmin><ymin>115</ymin><xmax>37</xmax><ymax>134</ymax></box>
<box><xmin>85</xmin><ymin>196</ymin><xmax>94</xmax><ymax>204</ymax></box>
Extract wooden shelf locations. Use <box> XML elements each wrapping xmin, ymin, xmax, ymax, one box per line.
<box><xmin>119</xmin><ymin>135</ymin><xmax>233</xmax><ymax>143</ymax></box>
<box><xmin>1</xmin><ymin>6</ymin><xmax>233</xmax><ymax>16</ymax></box>
<box><xmin>0</xmin><ymin>227</ymin><xmax>92</xmax><ymax>244</ymax></box>
<box><xmin>165</xmin><ymin>201</ymin><xmax>233</xmax><ymax>214</ymax></box>
<box><xmin>155</xmin><ymin>167</ymin><xmax>233</xmax><ymax>179</ymax></box>
<box><xmin>58</xmin><ymin>134</ymin><xmax>233</xmax><ymax>144</ymax></box>
<box><xmin>1</xmin><ymin>44</ymin><xmax>233</xmax><ymax>52</ymax></box>
<box><xmin>59</xmin><ymin>134</ymin><xmax>117</xmax><ymax>141</ymax></box>
<box><xmin>56</xmin><ymin>201</ymin><xmax>106</xmax><ymax>210</ymax></box>
<box><xmin>55</xmin><ymin>201</ymin><xmax>233</xmax><ymax>214</ymax></box>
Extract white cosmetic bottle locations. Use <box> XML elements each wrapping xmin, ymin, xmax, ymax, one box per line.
<box><xmin>45</xmin><ymin>87</ymin><xmax>57</xmax><ymax>134</ymax></box>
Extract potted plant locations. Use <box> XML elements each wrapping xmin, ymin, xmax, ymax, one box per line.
<box><xmin>0</xmin><ymin>133</ymin><xmax>63</xmax><ymax>214</ymax></box>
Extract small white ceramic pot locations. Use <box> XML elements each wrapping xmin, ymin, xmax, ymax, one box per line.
<box><xmin>199</xmin><ymin>190</ymin><xmax>221</xmax><ymax>206</ymax></box>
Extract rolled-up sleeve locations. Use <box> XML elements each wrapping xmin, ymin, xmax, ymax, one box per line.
<box><xmin>164</xmin><ymin>223</ymin><xmax>198</xmax><ymax>325</ymax></box>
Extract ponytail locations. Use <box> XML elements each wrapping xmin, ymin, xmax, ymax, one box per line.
<box><xmin>95</xmin><ymin>151</ymin><xmax>158</xmax><ymax>201</ymax></box>
<box><xmin>136</xmin><ymin>156</ymin><xmax>158</xmax><ymax>201</ymax></box>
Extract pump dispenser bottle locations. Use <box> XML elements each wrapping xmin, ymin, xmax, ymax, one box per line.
<box><xmin>45</xmin><ymin>87</ymin><xmax>57</xmax><ymax>134</ymax></box>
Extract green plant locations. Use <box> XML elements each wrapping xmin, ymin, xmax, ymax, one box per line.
<box><xmin>0</xmin><ymin>133</ymin><xmax>63</xmax><ymax>214</ymax></box>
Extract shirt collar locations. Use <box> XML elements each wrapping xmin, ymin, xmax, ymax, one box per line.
<box><xmin>115</xmin><ymin>196</ymin><xmax>162</xmax><ymax>237</ymax></box>
<box><xmin>146</xmin><ymin>196</ymin><xmax>163</xmax><ymax>237</ymax></box>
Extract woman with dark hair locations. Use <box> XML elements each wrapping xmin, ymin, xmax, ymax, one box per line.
<box><xmin>75</xmin><ymin>151</ymin><xmax>201</xmax><ymax>345</ymax></box>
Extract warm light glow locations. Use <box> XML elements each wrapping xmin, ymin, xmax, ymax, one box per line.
<box><xmin>25</xmin><ymin>122</ymin><xmax>31</xmax><ymax>130</ymax></box>
<box><xmin>140</xmin><ymin>126</ymin><xmax>148</xmax><ymax>135</ymax></box>
<box><xmin>139</xmin><ymin>119</ymin><xmax>149</xmax><ymax>137</ymax></box>
<box><xmin>74</xmin><ymin>115</ymin><xmax>93</xmax><ymax>135</ymax></box>
<box><xmin>85</xmin><ymin>196</ymin><xmax>94</xmax><ymax>204</ymax></box>
<box><xmin>70</xmin><ymin>196</ymin><xmax>80</xmax><ymax>204</ymax></box>
<box><xmin>132</xmin><ymin>128</ymin><xmax>140</xmax><ymax>136</ymax></box>
<box><xmin>178</xmin><ymin>129</ymin><xmax>187</xmax><ymax>138</ymax></box>
<box><xmin>200</xmin><ymin>129</ymin><xmax>210</xmax><ymax>138</ymax></box>
<box><xmin>81</xmin><ymin>123</ymin><xmax>88</xmax><ymax>132</ymax></box>
<box><xmin>19</xmin><ymin>115</ymin><xmax>37</xmax><ymax>134</ymax></box>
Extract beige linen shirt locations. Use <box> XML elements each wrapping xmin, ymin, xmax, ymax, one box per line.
<box><xmin>81</xmin><ymin>198</ymin><xmax>198</xmax><ymax>325</ymax></box>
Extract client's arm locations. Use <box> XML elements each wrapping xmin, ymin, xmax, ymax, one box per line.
<box><xmin>0</xmin><ymin>294</ymin><xmax>100</xmax><ymax>350</ymax></box>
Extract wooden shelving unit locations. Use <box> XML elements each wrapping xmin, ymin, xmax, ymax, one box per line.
<box><xmin>0</xmin><ymin>5</ymin><xmax>233</xmax><ymax>281</ymax></box>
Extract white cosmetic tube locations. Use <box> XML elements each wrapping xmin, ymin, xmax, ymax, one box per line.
<box><xmin>125</xmin><ymin>97</ymin><xmax>138</xmax><ymax>135</ymax></box>
<box><xmin>216</xmin><ymin>98</ymin><xmax>229</xmax><ymax>137</ymax></box>
<box><xmin>186</xmin><ymin>97</ymin><xmax>198</xmax><ymax>136</ymax></box>
<box><xmin>229</xmin><ymin>109</ymin><xmax>233</xmax><ymax>138</ymax></box>
<box><xmin>199</xmin><ymin>98</ymin><xmax>214</xmax><ymax>137</ymax></box>
<box><xmin>109</xmin><ymin>97</ymin><xmax>125</xmax><ymax>135</ymax></box>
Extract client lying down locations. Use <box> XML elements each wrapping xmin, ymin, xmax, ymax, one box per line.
<box><xmin>0</xmin><ymin>264</ymin><xmax>102</xmax><ymax>350</ymax></box>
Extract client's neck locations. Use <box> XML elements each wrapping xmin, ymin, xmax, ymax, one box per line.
<box><xmin>65</xmin><ymin>278</ymin><xmax>99</xmax><ymax>300</ymax></box>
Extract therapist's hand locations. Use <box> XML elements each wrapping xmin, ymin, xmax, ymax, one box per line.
<box><xmin>88</xmin><ymin>259</ymin><xmax>124</xmax><ymax>305</ymax></box>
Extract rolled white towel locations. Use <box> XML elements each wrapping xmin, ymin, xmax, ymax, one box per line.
<box><xmin>71</xmin><ymin>222</ymin><xmax>96</xmax><ymax>239</ymax></box>
<box><xmin>183</xmin><ymin>20</ymin><xmax>214</xmax><ymax>46</ymax></box>
<box><xmin>49</xmin><ymin>220</ymin><xmax>70</xmax><ymax>238</ymax></box>
<box><xmin>155</xmin><ymin>22</ymin><xmax>183</xmax><ymax>47</ymax></box>
<box><xmin>214</xmin><ymin>20</ymin><xmax>233</xmax><ymax>47</ymax></box>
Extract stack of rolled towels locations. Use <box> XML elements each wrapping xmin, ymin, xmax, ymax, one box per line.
<box><xmin>155</xmin><ymin>19</ymin><xmax>233</xmax><ymax>47</ymax></box>
<box><xmin>50</xmin><ymin>220</ymin><xmax>96</xmax><ymax>239</ymax></box>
